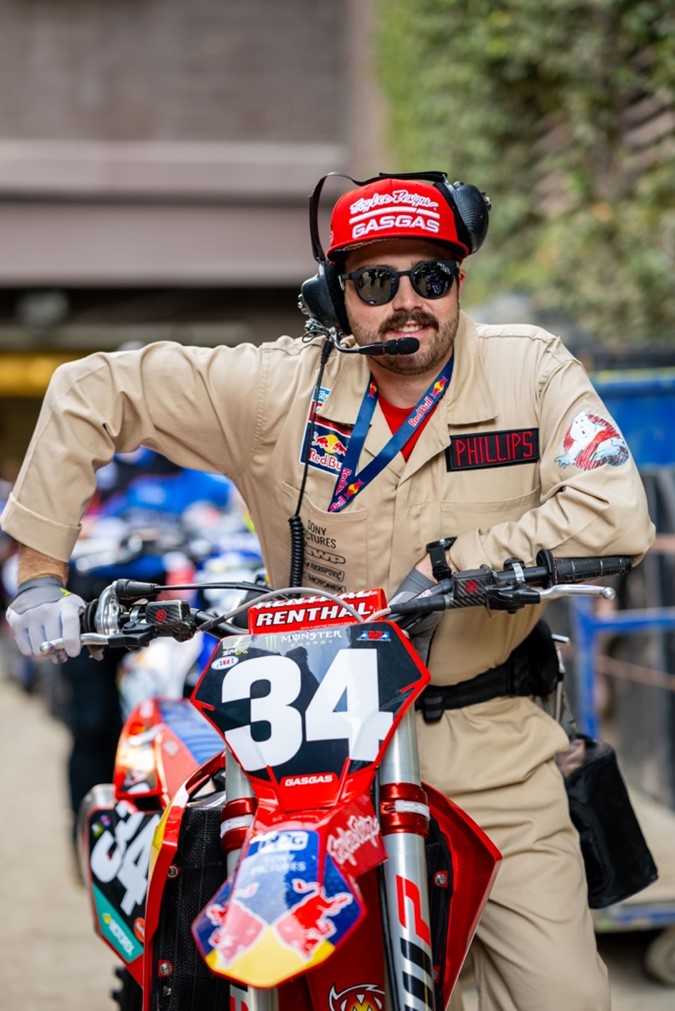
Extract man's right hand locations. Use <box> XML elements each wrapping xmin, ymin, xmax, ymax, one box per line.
<box><xmin>389</xmin><ymin>566</ymin><xmax>443</xmax><ymax>664</ymax></box>
<box><xmin>6</xmin><ymin>576</ymin><xmax>85</xmax><ymax>662</ymax></box>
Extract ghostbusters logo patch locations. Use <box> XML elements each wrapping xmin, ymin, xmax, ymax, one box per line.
<box><xmin>555</xmin><ymin>411</ymin><xmax>629</xmax><ymax>471</ymax></box>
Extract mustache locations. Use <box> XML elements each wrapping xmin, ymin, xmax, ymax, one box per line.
<box><xmin>379</xmin><ymin>308</ymin><xmax>438</xmax><ymax>337</ymax></box>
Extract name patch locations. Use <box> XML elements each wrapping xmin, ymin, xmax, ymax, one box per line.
<box><xmin>446</xmin><ymin>428</ymin><xmax>540</xmax><ymax>471</ymax></box>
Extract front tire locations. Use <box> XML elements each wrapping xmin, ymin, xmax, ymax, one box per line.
<box><xmin>111</xmin><ymin>966</ymin><xmax>142</xmax><ymax>1011</ymax></box>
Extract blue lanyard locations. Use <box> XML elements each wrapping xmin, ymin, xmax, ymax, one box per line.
<box><xmin>328</xmin><ymin>356</ymin><xmax>454</xmax><ymax>513</ymax></box>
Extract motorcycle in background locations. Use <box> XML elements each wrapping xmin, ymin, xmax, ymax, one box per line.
<box><xmin>1</xmin><ymin>483</ymin><xmax>263</xmax><ymax>715</ymax></box>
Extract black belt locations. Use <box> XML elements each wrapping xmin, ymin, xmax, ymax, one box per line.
<box><xmin>416</xmin><ymin>620</ymin><xmax>561</xmax><ymax>723</ymax></box>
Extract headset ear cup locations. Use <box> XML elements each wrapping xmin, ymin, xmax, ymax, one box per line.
<box><xmin>300</xmin><ymin>261</ymin><xmax>350</xmax><ymax>334</ymax></box>
<box><xmin>451</xmin><ymin>182</ymin><xmax>490</xmax><ymax>254</ymax></box>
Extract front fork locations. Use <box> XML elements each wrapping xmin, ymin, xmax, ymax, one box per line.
<box><xmin>221</xmin><ymin>751</ymin><xmax>279</xmax><ymax>1011</ymax></box>
<box><xmin>379</xmin><ymin>707</ymin><xmax>436</xmax><ymax>1011</ymax></box>
<box><xmin>221</xmin><ymin>712</ymin><xmax>435</xmax><ymax>1011</ymax></box>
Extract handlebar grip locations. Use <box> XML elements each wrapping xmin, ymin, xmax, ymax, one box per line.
<box><xmin>545</xmin><ymin>554</ymin><xmax>632</xmax><ymax>584</ymax></box>
<box><xmin>80</xmin><ymin>599</ymin><xmax>99</xmax><ymax>633</ymax></box>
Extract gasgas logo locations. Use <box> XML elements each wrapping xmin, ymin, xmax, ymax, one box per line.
<box><xmin>329</xmin><ymin>982</ymin><xmax>386</xmax><ymax>1011</ymax></box>
<box><xmin>282</xmin><ymin>773</ymin><xmax>334</xmax><ymax>788</ymax></box>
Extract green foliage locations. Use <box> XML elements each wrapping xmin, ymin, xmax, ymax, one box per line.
<box><xmin>373</xmin><ymin>0</ymin><xmax>675</xmax><ymax>345</ymax></box>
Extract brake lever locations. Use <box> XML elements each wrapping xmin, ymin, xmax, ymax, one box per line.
<box><xmin>538</xmin><ymin>584</ymin><xmax>615</xmax><ymax>601</ymax></box>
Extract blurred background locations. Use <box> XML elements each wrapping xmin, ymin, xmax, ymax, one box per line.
<box><xmin>0</xmin><ymin>0</ymin><xmax>673</xmax><ymax>469</ymax></box>
<box><xmin>0</xmin><ymin>0</ymin><xmax>675</xmax><ymax>1002</ymax></box>
<box><xmin>0</xmin><ymin>0</ymin><xmax>385</xmax><ymax>469</ymax></box>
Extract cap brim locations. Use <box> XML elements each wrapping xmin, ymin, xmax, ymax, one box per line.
<box><xmin>328</xmin><ymin>236</ymin><xmax>467</xmax><ymax>263</ymax></box>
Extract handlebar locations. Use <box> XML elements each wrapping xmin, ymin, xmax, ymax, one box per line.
<box><xmin>389</xmin><ymin>550</ymin><xmax>631</xmax><ymax>616</ymax></box>
<box><xmin>38</xmin><ymin>552</ymin><xmax>632</xmax><ymax>657</ymax></box>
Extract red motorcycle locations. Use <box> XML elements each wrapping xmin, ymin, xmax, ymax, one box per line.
<box><xmin>42</xmin><ymin>551</ymin><xmax>629</xmax><ymax>1011</ymax></box>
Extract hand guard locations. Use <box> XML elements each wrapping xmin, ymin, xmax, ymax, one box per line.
<box><xmin>6</xmin><ymin>576</ymin><xmax>85</xmax><ymax>662</ymax></box>
<box><xmin>389</xmin><ymin>567</ymin><xmax>443</xmax><ymax>665</ymax></box>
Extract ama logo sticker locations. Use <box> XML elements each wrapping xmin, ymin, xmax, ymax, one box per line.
<box><xmin>555</xmin><ymin>411</ymin><xmax>629</xmax><ymax>471</ymax></box>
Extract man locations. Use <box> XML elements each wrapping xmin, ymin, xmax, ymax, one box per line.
<box><xmin>1</xmin><ymin>172</ymin><xmax>654</xmax><ymax>1009</ymax></box>
<box><xmin>59</xmin><ymin>449</ymin><xmax>239</xmax><ymax>858</ymax></box>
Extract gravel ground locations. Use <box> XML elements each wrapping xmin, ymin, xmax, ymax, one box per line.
<box><xmin>1</xmin><ymin>663</ymin><xmax>673</xmax><ymax>1011</ymax></box>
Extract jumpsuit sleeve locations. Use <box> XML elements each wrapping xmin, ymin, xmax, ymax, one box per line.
<box><xmin>448</xmin><ymin>352</ymin><xmax>656</xmax><ymax>571</ymax></box>
<box><xmin>0</xmin><ymin>341</ymin><xmax>265</xmax><ymax>562</ymax></box>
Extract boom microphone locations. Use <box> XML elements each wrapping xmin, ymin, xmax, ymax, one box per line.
<box><xmin>331</xmin><ymin>336</ymin><xmax>420</xmax><ymax>357</ymax></box>
<box><xmin>359</xmin><ymin>337</ymin><xmax>420</xmax><ymax>356</ymax></box>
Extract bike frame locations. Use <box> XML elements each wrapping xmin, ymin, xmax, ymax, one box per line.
<box><xmin>79</xmin><ymin>587</ymin><xmax>501</xmax><ymax>1011</ymax></box>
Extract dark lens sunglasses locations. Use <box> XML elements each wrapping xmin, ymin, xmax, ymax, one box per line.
<box><xmin>339</xmin><ymin>259</ymin><xmax>459</xmax><ymax>306</ymax></box>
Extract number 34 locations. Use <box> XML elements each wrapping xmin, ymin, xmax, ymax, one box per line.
<box><xmin>221</xmin><ymin>648</ymin><xmax>393</xmax><ymax>770</ymax></box>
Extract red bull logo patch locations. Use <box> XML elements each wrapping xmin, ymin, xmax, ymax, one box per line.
<box><xmin>274</xmin><ymin>877</ymin><xmax>353</xmax><ymax>956</ymax></box>
<box><xmin>192</xmin><ymin>828</ymin><xmax>363</xmax><ymax>987</ymax></box>
<box><xmin>302</xmin><ymin>416</ymin><xmax>353</xmax><ymax>476</ymax></box>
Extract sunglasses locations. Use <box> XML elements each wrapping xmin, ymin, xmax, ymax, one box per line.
<box><xmin>338</xmin><ymin>259</ymin><xmax>459</xmax><ymax>306</ymax></box>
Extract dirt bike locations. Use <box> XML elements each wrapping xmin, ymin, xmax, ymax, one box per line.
<box><xmin>40</xmin><ymin>550</ymin><xmax>632</xmax><ymax>1011</ymax></box>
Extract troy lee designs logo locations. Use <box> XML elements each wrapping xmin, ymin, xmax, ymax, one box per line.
<box><xmin>349</xmin><ymin>189</ymin><xmax>440</xmax><ymax>216</ymax></box>
<box><xmin>346</xmin><ymin>189</ymin><xmax>443</xmax><ymax>241</ymax></box>
<box><xmin>327</xmin><ymin>814</ymin><xmax>381</xmax><ymax>867</ymax></box>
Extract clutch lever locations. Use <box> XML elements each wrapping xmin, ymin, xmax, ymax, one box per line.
<box><xmin>40</xmin><ymin>632</ymin><xmax>110</xmax><ymax>661</ymax></box>
<box><xmin>40</xmin><ymin>624</ymin><xmax>158</xmax><ymax>660</ymax></box>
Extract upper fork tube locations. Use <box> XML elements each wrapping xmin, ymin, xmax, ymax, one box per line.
<box><xmin>378</xmin><ymin>708</ymin><xmax>435</xmax><ymax>1011</ymax></box>
<box><xmin>221</xmin><ymin>753</ymin><xmax>279</xmax><ymax>1011</ymax></box>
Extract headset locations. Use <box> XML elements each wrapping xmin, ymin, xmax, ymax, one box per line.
<box><xmin>299</xmin><ymin>171</ymin><xmax>491</xmax><ymax>335</ymax></box>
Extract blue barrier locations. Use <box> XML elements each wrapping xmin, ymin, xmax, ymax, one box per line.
<box><xmin>592</xmin><ymin>368</ymin><xmax>675</xmax><ymax>470</ymax></box>
<box><xmin>572</xmin><ymin>370</ymin><xmax>675</xmax><ymax>736</ymax></box>
<box><xmin>570</xmin><ymin>372</ymin><xmax>675</xmax><ymax>935</ymax></box>
<box><xmin>570</xmin><ymin>598</ymin><xmax>675</xmax><ymax>739</ymax></box>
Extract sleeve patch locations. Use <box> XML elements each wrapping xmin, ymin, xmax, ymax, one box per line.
<box><xmin>555</xmin><ymin>411</ymin><xmax>629</xmax><ymax>471</ymax></box>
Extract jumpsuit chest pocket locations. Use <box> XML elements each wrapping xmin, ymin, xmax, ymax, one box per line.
<box><xmin>281</xmin><ymin>482</ymin><xmax>369</xmax><ymax>595</ymax></box>
<box><xmin>440</xmin><ymin>487</ymin><xmax>541</xmax><ymax>537</ymax></box>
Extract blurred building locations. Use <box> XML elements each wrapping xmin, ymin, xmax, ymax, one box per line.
<box><xmin>0</xmin><ymin>0</ymin><xmax>386</xmax><ymax>466</ymax></box>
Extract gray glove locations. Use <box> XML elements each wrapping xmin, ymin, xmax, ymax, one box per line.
<box><xmin>6</xmin><ymin>576</ymin><xmax>85</xmax><ymax>662</ymax></box>
<box><xmin>389</xmin><ymin>567</ymin><xmax>443</xmax><ymax>665</ymax></box>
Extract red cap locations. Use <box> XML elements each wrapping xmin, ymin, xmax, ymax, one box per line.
<box><xmin>326</xmin><ymin>177</ymin><xmax>469</xmax><ymax>261</ymax></box>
